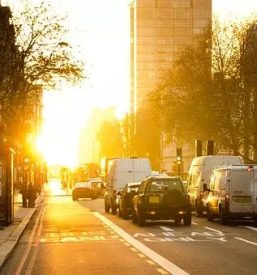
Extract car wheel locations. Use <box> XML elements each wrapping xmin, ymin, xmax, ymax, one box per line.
<box><xmin>219</xmin><ymin>209</ymin><xmax>228</xmax><ymax>225</ymax></box>
<box><xmin>105</xmin><ymin>200</ymin><xmax>110</xmax><ymax>213</ymax></box>
<box><xmin>163</xmin><ymin>189</ymin><xmax>184</xmax><ymax>208</ymax></box>
<box><xmin>121</xmin><ymin>203</ymin><xmax>128</xmax><ymax>219</ymax></box>
<box><xmin>118</xmin><ymin>207</ymin><xmax>122</xmax><ymax>217</ymax></box>
<box><xmin>111</xmin><ymin>201</ymin><xmax>117</xmax><ymax>215</ymax></box>
<box><xmin>137</xmin><ymin>210</ymin><xmax>146</xmax><ymax>226</ymax></box>
<box><xmin>195</xmin><ymin>201</ymin><xmax>204</xmax><ymax>217</ymax></box>
<box><xmin>207</xmin><ymin>206</ymin><xmax>214</xmax><ymax>222</ymax></box>
<box><xmin>132</xmin><ymin>210</ymin><xmax>138</xmax><ymax>224</ymax></box>
<box><xmin>183</xmin><ymin>213</ymin><xmax>192</xmax><ymax>226</ymax></box>
<box><xmin>72</xmin><ymin>196</ymin><xmax>77</xmax><ymax>201</ymax></box>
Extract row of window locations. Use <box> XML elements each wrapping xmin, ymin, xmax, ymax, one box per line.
<box><xmin>137</xmin><ymin>0</ymin><xmax>191</xmax><ymax>9</ymax></box>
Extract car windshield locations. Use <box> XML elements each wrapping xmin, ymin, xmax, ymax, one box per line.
<box><xmin>149</xmin><ymin>180</ymin><xmax>184</xmax><ymax>193</ymax></box>
<box><xmin>75</xmin><ymin>182</ymin><xmax>91</xmax><ymax>188</ymax></box>
<box><xmin>128</xmin><ymin>185</ymin><xmax>140</xmax><ymax>193</ymax></box>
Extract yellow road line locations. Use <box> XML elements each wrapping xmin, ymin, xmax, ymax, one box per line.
<box><xmin>156</xmin><ymin>268</ymin><xmax>169</xmax><ymax>274</ymax></box>
<box><xmin>146</xmin><ymin>260</ymin><xmax>156</xmax><ymax>265</ymax></box>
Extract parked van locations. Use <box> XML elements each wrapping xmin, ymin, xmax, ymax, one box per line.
<box><xmin>104</xmin><ymin>158</ymin><xmax>152</xmax><ymax>214</ymax></box>
<box><xmin>187</xmin><ymin>156</ymin><xmax>243</xmax><ymax>216</ymax></box>
<box><xmin>205</xmin><ymin>165</ymin><xmax>257</xmax><ymax>224</ymax></box>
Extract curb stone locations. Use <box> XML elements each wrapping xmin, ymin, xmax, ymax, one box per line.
<box><xmin>0</xmin><ymin>196</ymin><xmax>44</xmax><ymax>271</ymax></box>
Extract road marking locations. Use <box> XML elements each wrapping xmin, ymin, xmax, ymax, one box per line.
<box><xmin>238</xmin><ymin>226</ymin><xmax>257</xmax><ymax>232</ymax></box>
<box><xmin>14</xmin><ymin>206</ymin><xmax>46</xmax><ymax>275</ymax></box>
<box><xmin>50</xmin><ymin>233</ymin><xmax>55</xmax><ymax>237</ymax></box>
<box><xmin>138</xmin><ymin>253</ymin><xmax>146</xmax><ymax>258</ymax></box>
<box><xmin>159</xmin><ymin>226</ymin><xmax>175</xmax><ymax>232</ymax></box>
<box><xmin>124</xmin><ymin>242</ymin><xmax>131</xmax><ymax>246</ymax></box>
<box><xmin>130</xmin><ymin>247</ymin><xmax>137</xmax><ymax>252</ymax></box>
<box><xmin>94</xmin><ymin>212</ymin><xmax>190</xmax><ymax>275</ymax></box>
<box><xmin>192</xmin><ymin>222</ymin><xmax>198</xmax><ymax>225</ymax></box>
<box><xmin>146</xmin><ymin>260</ymin><xmax>156</xmax><ymax>265</ymax></box>
<box><xmin>157</xmin><ymin>268</ymin><xmax>169</xmax><ymax>275</ymax></box>
<box><xmin>204</xmin><ymin>227</ymin><xmax>224</xmax><ymax>235</ymax></box>
<box><xmin>235</xmin><ymin>237</ymin><xmax>257</xmax><ymax>246</ymax></box>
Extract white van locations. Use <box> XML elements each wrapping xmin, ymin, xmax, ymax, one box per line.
<box><xmin>104</xmin><ymin>158</ymin><xmax>152</xmax><ymax>214</ymax></box>
<box><xmin>205</xmin><ymin>165</ymin><xmax>257</xmax><ymax>224</ymax></box>
<box><xmin>187</xmin><ymin>155</ymin><xmax>243</xmax><ymax>216</ymax></box>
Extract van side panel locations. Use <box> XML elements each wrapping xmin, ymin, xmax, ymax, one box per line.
<box><xmin>229</xmin><ymin>169</ymin><xmax>254</xmax><ymax>213</ymax></box>
<box><xmin>254</xmin><ymin>169</ymin><xmax>257</xmax><ymax>214</ymax></box>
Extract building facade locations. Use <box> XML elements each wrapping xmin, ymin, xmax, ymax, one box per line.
<box><xmin>130</xmin><ymin>0</ymin><xmax>212</xmax><ymax>174</ymax></box>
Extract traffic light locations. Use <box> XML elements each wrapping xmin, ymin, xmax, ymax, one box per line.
<box><xmin>176</xmin><ymin>148</ymin><xmax>182</xmax><ymax>165</ymax></box>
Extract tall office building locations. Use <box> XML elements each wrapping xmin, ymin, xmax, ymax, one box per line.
<box><xmin>130</xmin><ymin>0</ymin><xmax>212</xmax><ymax>173</ymax></box>
<box><xmin>130</xmin><ymin>0</ymin><xmax>212</xmax><ymax>112</ymax></box>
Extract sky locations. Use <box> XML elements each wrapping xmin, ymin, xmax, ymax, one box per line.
<box><xmin>3</xmin><ymin>0</ymin><xmax>257</xmax><ymax>167</ymax></box>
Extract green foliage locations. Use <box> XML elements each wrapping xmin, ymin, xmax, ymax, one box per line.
<box><xmin>97</xmin><ymin>119</ymin><xmax>124</xmax><ymax>158</ymax></box>
<box><xmin>0</xmin><ymin>0</ymin><xmax>86</xmax><ymax>143</ymax></box>
<box><xmin>134</xmin><ymin>102</ymin><xmax>161</xmax><ymax>170</ymax></box>
<box><xmin>148</xmin><ymin>15</ymin><xmax>257</xmax><ymax>162</ymax></box>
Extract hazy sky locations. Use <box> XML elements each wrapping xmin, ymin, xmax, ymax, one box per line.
<box><xmin>3</xmin><ymin>0</ymin><xmax>257</xmax><ymax>166</ymax></box>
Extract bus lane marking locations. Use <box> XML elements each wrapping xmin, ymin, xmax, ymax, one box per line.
<box><xmin>159</xmin><ymin>226</ymin><xmax>175</xmax><ymax>232</ymax></box>
<box><xmin>132</xmin><ymin>226</ymin><xmax>227</xmax><ymax>242</ymax></box>
<box><xmin>94</xmin><ymin>212</ymin><xmax>190</xmax><ymax>275</ymax></box>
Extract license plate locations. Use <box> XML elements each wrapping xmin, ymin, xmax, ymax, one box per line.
<box><xmin>149</xmin><ymin>196</ymin><xmax>160</xmax><ymax>203</ymax></box>
<box><xmin>232</xmin><ymin>196</ymin><xmax>252</xmax><ymax>204</ymax></box>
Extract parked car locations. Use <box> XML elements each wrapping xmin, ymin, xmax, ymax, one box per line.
<box><xmin>118</xmin><ymin>181</ymin><xmax>141</xmax><ymax>219</ymax></box>
<box><xmin>72</xmin><ymin>182</ymin><xmax>98</xmax><ymax>201</ymax></box>
<box><xmin>205</xmin><ymin>165</ymin><xmax>257</xmax><ymax>224</ymax></box>
<box><xmin>105</xmin><ymin>157</ymin><xmax>152</xmax><ymax>215</ymax></box>
<box><xmin>132</xmin><ymin>174</ymin><xmax>192</xmax><ymax>226</ymax></box>
<box><xmin>186</xmin><ymin>155</ymin><xmax>243</xmax><ymax>217</ymax></box>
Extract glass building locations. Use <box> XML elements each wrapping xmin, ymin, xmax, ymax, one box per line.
<box><xmin>130</xmin><ymin>0</ymin><xmax>212</xmax><ymax>112</ymax></box>
<box><xmin>129</xmin><ymin>0</ymin><xmax>212</xmax><ymax>173</ymax></box>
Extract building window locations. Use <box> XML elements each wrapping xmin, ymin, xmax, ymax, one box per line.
<box><xmin>174</xmin><ymin>10</ymin><xmax>191</xmax><ymax>19</ymax></box>
<box><xmin>137</xmin><ymin>10</ymin><xmax>155</xmax><ymax>20</ymax></box>
<box><xmin>138</xmin><ymin>0</ymin><xmax>155</xmax><ymax>8</ymax></box>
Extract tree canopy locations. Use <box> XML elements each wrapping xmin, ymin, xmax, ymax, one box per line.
<box><xmin>148</xmin><ymin>16</ymin><xmax>257</xmax><ymax>162</ymax></box>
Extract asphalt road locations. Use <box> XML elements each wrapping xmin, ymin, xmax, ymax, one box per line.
<box><xmin>2</xmin><ymin>195</ymin><xmax>257</xmax><ymax>275</ymax></box>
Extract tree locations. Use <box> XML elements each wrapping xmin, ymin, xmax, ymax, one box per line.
<box><xmin>134</xmin><ymin>102</ymin><xmax>161</xmax><ymax>170</ymax></box>
<box><xmin>0</xmin><ymin>0</ymin><xmax>86</xmax><ymax>144</ymax></box>
<box><xmin>148</xmin><ymin>15</ymin><xmax>257</xmax><ymax>163</ymax></box>
<box><xmin>97</xmin><ymin>119</ymin><xmax>124</xmax><ymax>158</ymax></box>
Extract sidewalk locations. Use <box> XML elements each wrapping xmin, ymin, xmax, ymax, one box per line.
<box><xmin>0</xmin><ymin>190</ymin><xmax>43</xmax><ymax>271</ymax></box>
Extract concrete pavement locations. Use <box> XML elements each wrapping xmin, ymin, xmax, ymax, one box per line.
<box><xmin>0</xmin><ymin>191</ymin><xmax>43</xmax><ymax>271</ymax></box>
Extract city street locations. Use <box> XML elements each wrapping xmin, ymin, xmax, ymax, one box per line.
<box><xmin>1</xmin><ymin>195</ymin><xmax>257</xmax><ymax>275</ymax></box>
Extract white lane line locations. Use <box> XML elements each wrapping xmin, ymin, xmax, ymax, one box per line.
<box><xmin>191</xmin><ymin>222</ymin><xmax>198</xmax><ymax>225</ymax></box>
<box><xmin>234</xmin><ymin>237</ymin><xmax>257</xmax><ymax>246</ymax></box>
<box><xmin>159</xmin><ymin>226</ymin><xmax>175</xmax><ymax>232</ymax></box>
<box><xmin>241</xmin><ymin>226</ymin><xmax>257</xmax><ymax>232</ymax></box>
<box><xmin>94</xmin><ymin>212</ymin><xmax>190</xmax><ymax>275</ymax></box>
<box><xmin>204</xmin><ymin>227</ymin><xmax>224</xmax><ymax>234</ymax></box>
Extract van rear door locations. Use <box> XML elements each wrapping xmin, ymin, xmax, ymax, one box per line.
<box><xmin>132</xmin><ymin>158</ymin><xmax>151</xmax><ymax>182</ymax></box>
<box><xmin>229</xmin><ymin>168</ymin><xmax>254</xmax><ymax>213</ymax></box>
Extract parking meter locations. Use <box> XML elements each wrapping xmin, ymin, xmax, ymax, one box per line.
<box><xmin>0</xmin><ymin>146</ymin><xmax>15</xmax><ymax>225</ymax></box>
